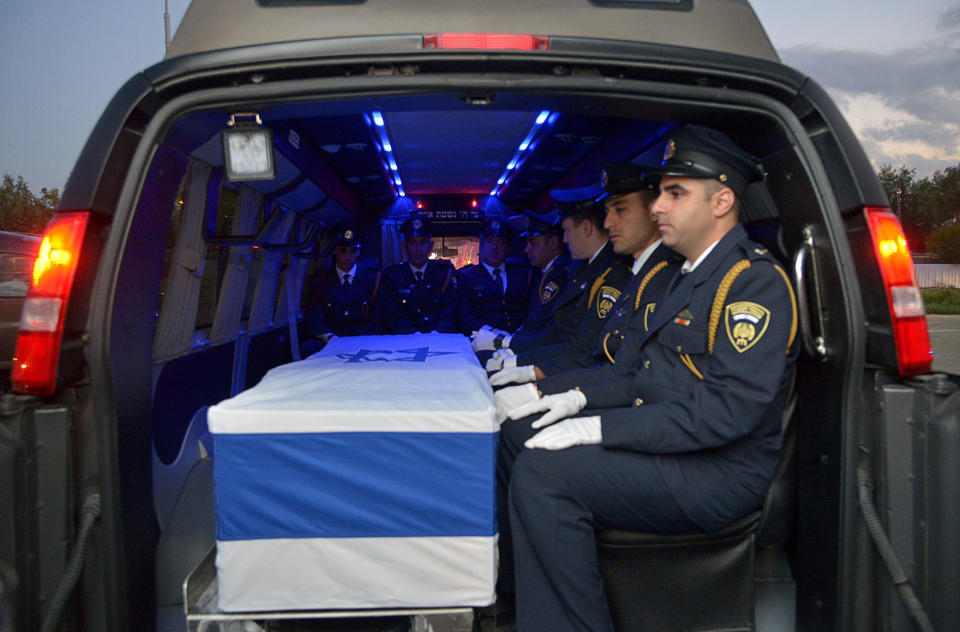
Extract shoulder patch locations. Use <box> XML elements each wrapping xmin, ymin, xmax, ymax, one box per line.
<box><xmin>541</xmin><ymin>281</ymin><xmax>560</xmax><ymax>303</ymax></box>
<box><xmin>724</xmin><ymin>301</ymin><xmax>770</xmax><ymax>353</ymax></box>
<box><xmin>596</xmin><ymin>286</ymin><xmax>621</xmax><ymax>318</ymax></box>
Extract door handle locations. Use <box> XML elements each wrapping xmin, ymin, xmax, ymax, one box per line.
<box><xmin>793</xmin><ymin>226</ymin><xmax>828</xmax><ymax>361</ymax></box>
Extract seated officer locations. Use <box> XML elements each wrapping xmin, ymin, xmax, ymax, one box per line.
<box><xmin>478</xmin><ymin>184</ymin><xmax>632</xmax><ymax>365</ymax></box>
<box><xmin>498</xmin><ymin>125</ymin><xmax>799</xmax><ymax>631</ymax></box>
<box><xmin>472</xmin><ymin>211</ymin><xmax>572</xmax><ymax>352</ymax></box>
<box><xmin>457</xmin><ymin>219</ymin><xmax>535</xmax><ymax>334</ymax></box>
<box><xmin>382</xmin><ymin>217</ymin><xmax>458</xmax><ymax>334</ymax></box>
<box><xmin>488</xmin><ymin>163</ymin><xmax>680</xmax><ymax>386</ymax></box>
<box><xmin>304</xmin><ymin>227</ymin><xmax>385</xmax><ymax>339</ymax></box>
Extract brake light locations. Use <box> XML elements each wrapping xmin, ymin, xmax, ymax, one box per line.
<box><xmin>423</xmin><ymin>33</ymin><xmax>549</xmax><ymax>50</ymax></box>
<box><xmin>12</xmin><ymin>211</ymin><xmax>90</xmax><ymax>395</ymax></box>
<box><xmin>863</xmin><ymin>207</ymin><xmax>932</xmax><ymax>375</ymax></box>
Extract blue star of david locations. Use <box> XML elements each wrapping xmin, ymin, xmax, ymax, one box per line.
<box><xmin>335</xmin><ymin>347</ymin><xmax>457</xmax><ymax>363</ymax></box>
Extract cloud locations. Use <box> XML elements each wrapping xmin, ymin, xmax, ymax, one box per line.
<box><xmin>780</xmin><ymin>44</ymin><xmax>960</xmax><ymax>177</ymax></box>
<box><xmin>936</xmin><ymin>5</ymin><xmax>960</xmax><ymax>32</ymax></box>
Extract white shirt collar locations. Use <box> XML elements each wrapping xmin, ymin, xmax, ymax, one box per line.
<box><xmin>482</xmin><ymin>261</ymin><xmax>505</xmax><ymax>278</ymax></box>
<box><xmin>681</xmin><ymin>240</ymin><xmax>721</xmax><ymax>274</ymax></box>
<box><xmin>541</xmin><ymin>255</ymin><xmax>560</xmax><ymax>273</ymax></box>
<box><xmin>336</xmin><ymin>264</ymin><xmax>358</xmax><ymax>282</ymax></box>
<box><xmin>631</xmin><ymin>239</ymin><xmax>662</xmax><ymax>275</ymax></box>
<box><xmin>409</xmin><ymin>262</ymin><xmax>427</xmax><ymax>276</ymax></box>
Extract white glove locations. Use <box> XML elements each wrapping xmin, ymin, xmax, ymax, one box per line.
<box><xmin>508</xmin><ymin>388</ymin><xmax>587</xmax><ymax>428</ymax></box>
<box><xmin>494</xmin><ymin>384</ymin><xmax>540</xmax><ymax>424</ymax></box>
<box><xmin>489</xmin><ymin>365</ymin><xmax>537</xmax><ymax>386</ymax></box>
<box><xmin>501</xmin><ymin>353</ymin><xmax>518</xmax><ymax>369</ymax></box>
<box><xmin>471</xmin><ymin>325</ymin><xmax>500</xmax><ymax>352</ymax></box>
<box><xmin>525</xmin><ymin>416</ymin><xmax>602</xmax><ymax>450</ymax></box>
<box><xmin>484</xmin><ymin>348</ymin><xmax>517</xmax><ymax>371</ymax></box>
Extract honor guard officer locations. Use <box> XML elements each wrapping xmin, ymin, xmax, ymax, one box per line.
<box><xmin>472</xmin><ymin>211</ymin><xmax>573</xmax><ymax>354</ymax></box>
<box><xmin>304</xmin><ymin>227</ymin><xmax>385</xmax><ymax>339</ymax></box>
<box><xmin>498</xmin><ymin>125</ymin><xmax>799</xmax><ymax>631</ymax></box>
<box><xmin>457</xmin><ymin>218</ymin><xmax>535</xmax><ymax>334</ymax></box>
<box><xmin>382</xmin><ymin>217</ymin><xmax>458</xmax><ymax>334</ymax></box>
<box><xmin>489</xmin><ymin>163</ymin><xmax>680</xmax><ymax>386</ymax></box>
<box><xmin>479</xmin><ymin>184</ymin><xmax>632</xmax><ymax>365</ymax></box>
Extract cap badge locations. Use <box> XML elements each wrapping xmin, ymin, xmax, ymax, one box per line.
<box><xmin>344</xmin><ymin>229</ymin><xmax>354</xmax><ymax>240</ymax></box>
<box><xmin>663</xmin><ymin>139</ymin><xmax>677</xmax><ymax>161</ymax></box>
<box><xmin>601</xmin><ymin>170</ymin><xmax>609</xmax><ymax>187</ymax></box>
<box><xmin>412</xmin><ymin>219</ymin><xmax>422</xmax><ymax>229</ymax></box>
<box><xmin>491</xmin><ymin>221</ymin><xmax>500</xmax><ymax>231</ymax></box>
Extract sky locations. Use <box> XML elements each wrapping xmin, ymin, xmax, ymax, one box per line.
<box><xmin>0</xmin><ymin>0</ymin><xmax>958</xmax><ymax>194</ymax></box>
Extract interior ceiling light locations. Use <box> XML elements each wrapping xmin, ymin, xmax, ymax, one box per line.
<box><xmin>490</xmin><ymin>110</ymin><xmax>553</xmax><ymax>197</ymax></box>
<box><xmin>367</xmin><ymin>110</ymin><xmax>405</xmax><ymax>198</ymax></box>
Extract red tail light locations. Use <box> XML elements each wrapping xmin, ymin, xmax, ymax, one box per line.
<box><xmin>863</xmin><ymin>206</ymin><xmax>932</xmax><ymax>375</ymax></box>
<box><xmin>12</xmin><ymin>211</ymin><xmax>90</xmax><ymax>395</ymax></box>
<box><xmin>423</xmin><ymin>33</ymin><xmax>549</xmax><ymax>50</ymax></box>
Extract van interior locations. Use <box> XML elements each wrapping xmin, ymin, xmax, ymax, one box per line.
<box><xmin>98</xmin><ymin>60</ymin><xmax>873</xmax><ymax>632</ymax></box>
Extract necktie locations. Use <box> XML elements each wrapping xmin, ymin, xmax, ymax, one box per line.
<box><xmin>415</xmin><ymin>271</ymin><xmax>424</xmax><ymax>282</ymax></box>
<box><xmin>493</xmin><ymin>268</ymin><xmax>504</xmax><ymax>295</ymax></box>
<box><xmin>342</xmin><ymin>274</ymin><xmax>352</xmax><ymax>287</ymax></box>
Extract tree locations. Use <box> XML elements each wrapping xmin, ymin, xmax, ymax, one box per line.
<box><xmin>0</xmin><ymin>174</ymin><xmax>57</xmax><ymax>233</ymax></box>
<box><xmin>877</xmin><ymin>164</ymin><xmax>930</xmax><ymax>250</ymax></box>
<box><xmin>925</xmin><ymin>222</ymin><xmax>960</xmax><ymax>263</ymax></box>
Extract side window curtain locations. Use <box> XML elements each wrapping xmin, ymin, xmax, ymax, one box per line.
<box><xmin>153</xmin><ymin>159</ymin><xmax>213</xmax><ymax>360</ymax></box>
<box><xmin>274</xmin><ymin>221</ymin><xmax>313</xmax><ymax>325</ymax></box>
<box><xmin>247</xmin><ymin>204</ymin><xmax>297</xmax><ymax>332</ymax></box>
<box><xmin>211</xmin><ymin>186</ymin><xmax>262</xmax><ymax>344</ymax></box>
<box><xmin>381</xmin><ymin>220</ymin><xmax>404</xmax><ymax>268</ymax></box>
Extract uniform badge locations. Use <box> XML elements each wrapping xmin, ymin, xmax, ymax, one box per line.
<box><xmin>673</xmin><ymin>308</ymin><xmax>694</xmax><ymax>326</ymax></box>
<box><xmin>643</xmin><ymin>302</ymin><xmax>656</xmax><ymax>330</ymax></box>
<box><xmin>541</xmin><ymin>281</ymin><xmax>559</xmax><ymax>304</ymax></box>
<box><xmin>596</xmin><ymin>286</ymin><xmax>621</xmax><ymax>318</ymax></box>
<box><xmin>663</xmin><ymin>138</ymin><xmax>676</xmax><ymax>161</ymax></box>
<box><xmin>725</xmin><ymin>301</ymin><xmax>770</xmax><ymax>353</ymax></box>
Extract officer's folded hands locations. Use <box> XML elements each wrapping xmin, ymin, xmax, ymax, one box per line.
<box><xmin>489</xmin><ymin>364</ymin><xmax>538</xmax><ymax>385</ymax></box>
<box><xmin>484</xmin><ymin>348</ymin><xmax>516</xmax><ymax>371</ymax></box>
<box><xmin>494</xmin><ymin>383</ymin><xmax>539</xmax><ymax>424</ymax></box>
<box><xmin>471</xmin><ymin>324</ymin><xmax>508</xmax><ymax>352</ymax></box>
<box><xmin>524</xmin><ymin>416</ymin><xmax>601</xmax><ymax>450</ymax></box>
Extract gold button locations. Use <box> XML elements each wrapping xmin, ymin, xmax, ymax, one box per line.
<box><xmin>676</xmin><ymin>345</ymin><xmax>683</xmax><ymax>352</ymax></box>
<box><xmin>634</xmin><ymin>397</ymin><xmax>643</xmax><ymax>406</ymax></box>
<box><xmin>644</xmin><ymin>360</ymin><xmax>651</xmax><ymax>369</ymax></box>
<box><xmin>619</xmin><ymin>335</ymin><xmax>625</xmax><ymax>340</ymax></box>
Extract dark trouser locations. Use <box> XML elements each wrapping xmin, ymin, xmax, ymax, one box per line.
<box><xmin>504</xmin><ymin>440</ymin><xmax>700</xmax><ymax>632</ymax></box>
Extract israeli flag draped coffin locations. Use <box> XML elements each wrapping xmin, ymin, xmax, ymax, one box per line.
<box><xmin>208</xmin><ymin>333</ymin><xmax>498</xmax><ymax>612</ymax></box>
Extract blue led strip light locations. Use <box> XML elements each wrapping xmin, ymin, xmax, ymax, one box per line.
<box><xmin>367</xmin><ymin>110</ymin><xmax>406</xmax><ymax>198</ymax></box>
<box><xmin>489</xmin><ymin>110</ymin><xmax>554</xmax><ymax>197</ymax></box>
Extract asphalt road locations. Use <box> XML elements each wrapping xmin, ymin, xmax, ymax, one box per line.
<box><xmin>927</xmin><ymin>314</ymin><xmax>960</xmax><ymax>375</ymax></box>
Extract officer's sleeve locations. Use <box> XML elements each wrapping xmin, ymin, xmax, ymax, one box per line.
<box><xmin>303</xmin><ymin>273</ymin><xmax>332</xmax><ymax>337</ymax></box>
<box><xmin>381</xmin><ymin>272</ymin><xmax>416</xmax><ymax>334</ymax></box>
<box><xmin>433</xmin><ymin>263</ymin><xmax>459</xmax><ymax>333</ymax></box>
<box><xmin>598</xmin><ymin>262</ymin><xmax>797</xmax><ymax>454</ymax></box>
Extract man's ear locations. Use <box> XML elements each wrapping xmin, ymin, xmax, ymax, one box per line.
<box><xmin>711</xmin><ymin>186</ymin><xmax>736</xmax><ymax>219</ymax></box>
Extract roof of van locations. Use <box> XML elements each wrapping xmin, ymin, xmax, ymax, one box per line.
<box><xmin>166</xmin><ymin>0</ymin><xmax>779</xmax><ymax>62</ymax></box>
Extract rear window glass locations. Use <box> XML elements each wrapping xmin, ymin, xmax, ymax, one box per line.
<box><xmin>0</xmin><ymin>254</ymin><xmax>34</xmax><ymax>297</ymax></box>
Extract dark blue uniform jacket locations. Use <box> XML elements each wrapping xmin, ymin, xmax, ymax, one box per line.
<box><xmin>531</xmin><ymin>242</ymin><xmax>679</xmax><ymax>376</ymax></box>
<box><xmin>457</xmin><ymin>261</ymin><xmax>535</xmax><ymax>334</ymax></box>
<box><xmin>304</xmin><ymin>264</ymin><xmax>385</xmax><ymax>337</ymax></box>
<box><xmin>543</xmin><ymin>224</ymin><xmax>799</xmax><ymax>531</ymax></box>
<box><xmin>512</xmin><ymin>242</ymin><xmax>631</xmax><ymax>356</ymax></box>
<box><xmin>382</xmin><ymin>259</ymin><xmax>458</xmax><ymax>334</ymax></box>
<box><xmin>508</xmin><ymin>254</ymin><xmax>574</xmax><ymax>351</ymax></box>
